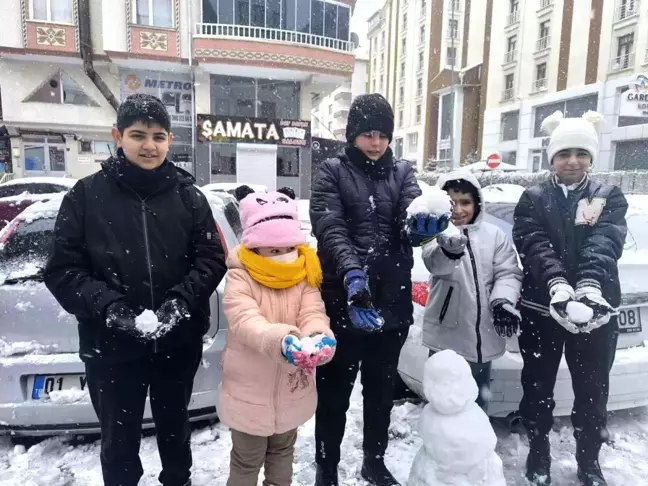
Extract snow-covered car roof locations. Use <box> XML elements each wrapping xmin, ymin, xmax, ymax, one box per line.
<box><xmin>202</xmin><ymin>182</ymin><xmax>268</xmax><ymax>193</ymax></box>
<box><xmin>1</xmin><ymin>177</ymin><xmax>77</xmax><ymax>188</ymax></box>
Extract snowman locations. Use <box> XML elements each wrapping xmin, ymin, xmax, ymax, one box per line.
<box><xmin>408</xmin><ymin>350</ymin><xmax>506</xmax><ymax>486</ymax></box>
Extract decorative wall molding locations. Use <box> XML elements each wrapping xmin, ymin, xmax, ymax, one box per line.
<box><xmin>140</xmin><ymin>31</ymin><xmax>169</xmax><ymax>51</ymax></box>
<box><xmin>194</xmin><ymin>48</ymin><xmax>354</xmax><ymax>74</ymax></box>
<box><xmin>20</xmin><ymin>0</ymin><xmax>27</xmax><ymax>48</ymax></box>
<box><xmin>174</xmin><ymin>0</ymin><xmax>181</xmax><ymax>55</ymax></box>
<box><xmin>36</xmin><ymin>27</ymin><xmax>67</xmax><ymax>46</ymax></box>
<box><xmin>73</xmin><ymin>0</ymin><xmax>80</xmax><ymax>51</ymax></box>
<box><xmin>125</xmin><ymin>0</ymin><xmax>132</xmax><ymax>52</ymax></box>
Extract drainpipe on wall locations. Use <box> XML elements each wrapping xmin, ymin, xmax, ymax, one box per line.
<box><xmin>188</xmin><ymin>0</ymin><xmax>197</xmax><ymax>177</ymax></box>
<box><xmin>77</xmin><ymin>0</ymin><xmax>120</xmax><ymax>112</ymax></box>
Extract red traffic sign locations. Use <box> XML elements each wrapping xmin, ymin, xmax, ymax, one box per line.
<box><xmin>486</xmin><ymin>153</ymin><xmax>501</xmax><ymax>169</ymax></box>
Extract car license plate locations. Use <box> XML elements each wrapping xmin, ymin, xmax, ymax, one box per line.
<box><xmin>31</xmin><ymin>374</ymin><xmax>87</xmax><ymax>400</ymax></box>
<box><xmin>618</xmin><ymin>307</ymin><xmax>642</xmax><ymax>334</ymax></box>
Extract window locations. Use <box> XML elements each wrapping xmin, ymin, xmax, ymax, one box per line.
<box><xmin>539</xmin><ymin>20</ymin><xmax>550</xmax><ymax>40</ymax></box>
<box><xmin>614</xmin><ymin>140</ymin><xmax>648</xmax><ymax>170</ymax></box>
<box><xmin>310</xmin><ymin>0</ymin><xmax>323</xmax><ymax>35</ymax></box>
<box><xmin>379</xmin><ymin>75</ymin><xmax>384</xmax><ymax>91</ymax></box>
<box><xmin>328</xmin><ymin>104</ymin><xmax>333</xmax><ymax>115</ymax></box>
<box><xmin>510</xmin><ymin>0</ymin><xmax>519</xmax><ymax>13</ymax></box>
<box><xmin>24</xmin><ymin>71</ymin><xmax>100</xmax><ymax>106</ymax></box>
<box><xmin>507</xmin><ymin>35</ymin><xmax>517</xmax><ymax>53</ymax></box>
<box><xmin>400</xmin><ymin>62</ymin><xmax>406</xmax><ymax>78</ymax></box>
<box><xmin>266</xmin><ymin>0</ymin><xmax>281</xmax><ymax>28</ymax></box>
<box><xmin>420</xmin><ymin>0</ymin><xmax>426</xmax><ymax>16</ymax></box>
<box><xmin>415</xmin><ymin>104</ymin><xmax>422</xmax><ymax>123</ymax></box>
<box><xmin>449</xmin><ymin>19</ymin><xmax>459</xmax><ymax>39</ymax></box>
<box><xmin>281</xmin><ymin>0</ymin><xmax>295</xmax><ymax>30</ymax></box>
<box><xmin>501</xmin><ymin>151</ymin><xmax>517</xmax><ymax>166</ymax></box>
<box><xmin>23</xmin><ymin>137</ymin><xmax>66</xmax><ymax>174</ymax></box>
<box><xmin>211</xmin><ymin>143</ymin><xmax>236</xmax><ymax>175</ymax></box>
<box><xmin>277</xmin><ymin>147</ymin><xmax>300</xmax><ymax>177</ymax></box>
<box><xmin>447</xmin><ymin>47</ymin><xmax>456</xmax><ymax>66</ymax></box>
<box><xmin>505</xmin><ymin>74</ymin><xmax>514</xmax><ymax>90</ymax></box>
<box><xmin>408</xmin><ymin>132</ymin><xmax>419</xmax><ymax>151</ymax></box>
<box><xmin>503</xmin><ymin>74</ymin><xmax>514</xmax><ymax>100</ymax></box>
<box><xmin>418</xmin><ymin>51</ymin><xmax>425</xmax><ymax>71</ymax></box>
<box><xmin>394</xmin><ymin>138</ymin><xmax>404</xmax><ymax>158</ymax></box>
<box><xmin>380</xmin><ymin>52</ymin><xmax>385</xmax><ymax>66</ymax></box>
<box><xmin>533</xmin><ymin>94</ymin><xmax>598</xmax><ymax>137</ymax></box>
<box><xmin>440</xmin><ymin>92</ymin><xmax>454</xmax><ymax>140</ymax></box>
<box><xmin>136</xmin><ymin>0</ymin><xmax>172</xmax><ymax>27</ymax></box>
<box><xmin>500</xmin><ymin>111</ymin><xmax>519</xmax><ymax>141</ymax></box>
<box><xmin>80</xmin><ymin>140</ymin><xmax>115</xmax><ymax>154</ymax></box>
<box><xmin>615</xmin><ymin>33</ymin><xmax>634</xmax><ymax>68</ymax></box>
<box><xmin>30</xmin><ymin>0</ymin><xmax>74</xmax><ymax>23</ymax></box>
<box><xmin>381</xmin><ymin>31</ymin><xmax>386</xmax><ymax>48</ymax></box>
<box><xmin>416</xmin><ymin>77</ymin><xmax>423</xmax><ymax>97</ymax></box>
<box><xmin>398</xmin><ymin>109</ymin><xmax>404</xmax><ymax>128</ymax></box>
<box><xmin>296</xmin><ymin>0</ymin><xmax>310</xmax><ymax>32</ymax></box>
<box><xmin>399</xmin><ymin>86</ymin><xmax>405</xmax><ymax>104</ymax></box>
<box><xmin>534</xmin><ymin>63</ymin><xmax>547</xmax><ymax>90</ymax></box>
<box><xmin>419</xmin><ymin>25</ymin><xmax>425</xmax><ymax>44</ymax></box>
<box><xmin>402</xmin><ymin>12</ymin><xmax>408</xmax><ymax>30</ymax></box>
<box><xmin>401</xmin><ymin>38</ymin><xmax>407</xmax><ymax>56</ymax></box>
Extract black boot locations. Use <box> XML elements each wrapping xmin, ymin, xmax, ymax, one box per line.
<box><xmin>360</xmin><ymin>456</ymin><xmax>400</xmax><ymax>486</ymax></box>
<box><xmin>577</xmin><ymin>460</ymin><xmax>607</xmax><ymax>486</ymax></box>
<box><xmin>315</xmin><ymin>464</ymin><xmax>338</xmax><ymax>486</ymax></box>
<box><xmin>526</xmin><ymin>435</ymin><xmax>551</xmax><ymax>485</ymax></box>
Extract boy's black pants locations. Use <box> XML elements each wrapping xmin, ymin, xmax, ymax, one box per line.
<box><xmin>518</xmin><ymin>308</ymin><xmax>618</xmax><ymax>458</ymax></box>
<box><xmin>86</xmin><ymin>342</ymin><xmax>202</xmax><ymax>486</ymax></box>
<box><xmin>315</xmin><ymin>328</ymin><xmax>408</xmax><ymax>468</ymax></box>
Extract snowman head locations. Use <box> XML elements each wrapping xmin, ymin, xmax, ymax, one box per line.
<box><xmin>424</xmin><ymin>350</ymin><xmax>478</xmax><ymax>415</ymax></box>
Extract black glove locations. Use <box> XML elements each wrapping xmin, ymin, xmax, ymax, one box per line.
<box><xmin>105</xmin><ymin>301</ymin><xmax>138</xmax><ymax>336</ymax></box>
<box><xmin>491</xmin><ymin>299</ymin><xmax>521</xmax><ymax>338</ymax></box>
<box><xmin>155</xmin><ymin>298</ymin><xmax>191</xmax><ymax>330</ymax></box>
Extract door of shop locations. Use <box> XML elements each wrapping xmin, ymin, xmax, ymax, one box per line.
<box><xmin>23</xmin><ymin>137</ymin><xmax>67</xmax><ymax>177</ymax></box>
<box><xmin>236</xmin><ymin>143</ymin><xmax>277</xmax><ymax>191</ymax></box>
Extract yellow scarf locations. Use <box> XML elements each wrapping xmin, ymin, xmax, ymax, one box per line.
<box><xmin>238</xmin><ymin>244</ymin><xmax>323</xmax><ymax>289</ymax></box>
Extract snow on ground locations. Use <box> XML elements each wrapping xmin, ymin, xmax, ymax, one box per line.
<box><xmin>0</xmin><ymin>382</ymin><xmax>647</xmax><ymax>485</ymax></box>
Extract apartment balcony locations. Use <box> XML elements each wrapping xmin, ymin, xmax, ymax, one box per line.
<box><xmin>538</xmin><ymin>0</ymin><xmax>554</xmax><ymax>10</ymax></box>
<box><xmin>333</xmin><ymin>108</ymin><xmax>350</xmax><ymax>120</ymax></box>
<box><xmin>501</xmin><ymin>88</ymin><xmax>515</xmax><ymax>102</ymax></box>
<box><xmin>614</xmin><ymin>1</ymin><xmax>641</xmax><ymax>23</ymax></box>
<box><xmin>503</xmin><ymin>50</ymin><xmax>518</xmax><ymax>65</ymax></box>
<box><xmin>193</xmin><ymin>23</ymin><xmax>354</xmax><ymax>79</ymax></box>
<box><xmin>535</xmin><ymin>36</ymin><xmax>551</xmax><ymax>53</ymax></box>
<box><xmin>368</xmin><ymin>11</ymin><xmax>386</xmax><ymax>33</ymax></box>
<box><xmin>506</xmin><ymin>10</ymin><xmax>520</xmax><ymax>28</ymax></box>
<box><xmin>333</xmin><ymin>91</ymin><xmax>352</xmax><ymax>103</ymax></box>
<box><xmin>532</xmin><ymin>78</ymin><xmax>548</xmax><ymax>93</ymax></box>
<box><xmin>609</xmin><ymin>52</ymin><xmax>636</xmax><ymax>73</ymax></box>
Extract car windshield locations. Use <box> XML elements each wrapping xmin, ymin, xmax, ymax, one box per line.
<box><xmin>0</xmin><ymin>217</ymin><xmax>55</xmax><ymax>284</ymax></box>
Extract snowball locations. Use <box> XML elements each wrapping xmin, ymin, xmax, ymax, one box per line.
<box><xmin>300</xmin><ymin>337</ymin><xmax>317</xmax><ymax>355</ymax></box>
<box><xmin>135</xmin><ymin>310</ymin><xmax>161</xmax><ymax>335</ymax></box>
<box><xmin>567</xmin><ymin>301</ymin><xmax>593</xmax><ymax>324</ymax></box>
<box><xmin>407</xmin><ymin>187</ymin><xmax>452</xmax><ymax>217</ymax></box>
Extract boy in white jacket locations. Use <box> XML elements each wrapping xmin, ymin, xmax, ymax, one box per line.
<box><xmin>420</xmin><ymin>171</ymin><xmax>522</xmax><ymax>410</ymax></box>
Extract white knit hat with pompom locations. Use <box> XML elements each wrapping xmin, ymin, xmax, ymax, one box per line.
<box><xmin>541</xmin><ymin>110</ymin><xmax>604</xmax><ymax>165</ymax></box>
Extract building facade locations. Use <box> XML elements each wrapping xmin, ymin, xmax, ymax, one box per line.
<box><xmin>311</xmin><ymin>52</ymin><xmax>368</xmax><ymax>141</ymax></box>
<box><xmin>0</xmin><ymin>0</ymin><xmax>357</xmax><ymax>195</ymax></box>
<box><xmin>481</xmin><ymin>0</ymin><xmax>648</xmax><ymax>172</ymax></box>
<box><xmin>366</xmin><ymin>0</ymin><xmax>489</xmax><ymax>171</ymax></box>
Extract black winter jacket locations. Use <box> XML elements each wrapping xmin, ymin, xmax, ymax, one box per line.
<box><xmin>44</xmin><ymin>155</ymin><xmax>227</xmax><ymax>363</ymax></box>
<box><xmin>309</xmin><ymin>148</ymin><xmax>422</xmax><ymax>332</ymax></box>
<box><xmin>512</xmin><ymin>177</ymin><xmax>628</xmax><ymax>313</ymax></box>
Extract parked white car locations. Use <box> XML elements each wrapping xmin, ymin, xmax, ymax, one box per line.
<box><xmin>399</xmin><ymin>185</ymin><xmax>648</xmax><ymax>420</ymax></box>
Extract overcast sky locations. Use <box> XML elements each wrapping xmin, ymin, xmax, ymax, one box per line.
<box><xmin>351</xmin><ymin>0</ymin><xmax>382</xmax><ymax>49</ymax></box>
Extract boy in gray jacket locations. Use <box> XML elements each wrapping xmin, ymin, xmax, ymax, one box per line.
<box><xmin>420</xmin><ymin>171</ymin><xmax>522</xmax><ymax>410</ymax></box>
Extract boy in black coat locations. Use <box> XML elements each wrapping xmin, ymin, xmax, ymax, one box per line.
<box><xmin>310</xmin><ymin>94</ymin><xmax>425</xmax><ymax>486</ymax></box>
<box><xmin>512</xmin><ymin>111</ymin><xmax>628</xmax><ymax>486</ymax></box>
<box><xmin>45</xmin><ymin>94</ymin><xmax>227</xmax><ymax>486</ymax></box>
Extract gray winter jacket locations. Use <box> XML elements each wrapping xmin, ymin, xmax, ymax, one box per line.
<box><xmin>421</xmin><ymin>171</ymin><xmax>522</xmax><ymax>363</ymax></box>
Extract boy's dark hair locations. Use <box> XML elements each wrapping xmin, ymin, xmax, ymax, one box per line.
<box><xmin>116</xmin><ymin>94</ymin><xmax>171</xmax><ymax>133</ymax></box>
<box><xmin>443</xmin><ymin>178</ymin><xmax>482</xmax><ymax>222</ymax></box>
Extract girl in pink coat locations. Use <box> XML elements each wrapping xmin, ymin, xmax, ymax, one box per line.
<box><xmin>219</xmin><ymin>187</ymin><xmax>336</xmax><ymax>486</ymax></box>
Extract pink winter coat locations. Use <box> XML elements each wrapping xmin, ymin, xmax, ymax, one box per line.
<box><xmin>217</xmin><ymin>247</ymin><xmax>333</xmax><ymax>437</ymax></box>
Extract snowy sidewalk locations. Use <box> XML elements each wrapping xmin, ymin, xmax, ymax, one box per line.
<box><xmin>1</xmin><ymin>382</ymin><xmax>648</xmax><ymax>485</ymax></box>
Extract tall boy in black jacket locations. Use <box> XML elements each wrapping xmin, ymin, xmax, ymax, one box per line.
<box><xmin>512</xmin><ymin>110</ymin><xmax>627</xmax><ymax>486</ymax></box>
<box><xmin>45</xmin><ymin>94</ymin><xmax>227</xmax><ymax>486</ymax></box>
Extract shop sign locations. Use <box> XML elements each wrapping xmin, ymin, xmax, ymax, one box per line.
<box><xmin>620</xmin><ymin>74</ymin><xmax>648</xmax><ymax>117</ymax></box>
<box><xmin>120</xmin><ymin>71</ymin><xmax>193</xmax><ymax>127</ymax></box>
<box><xmin>197</xmin><ymin>115</ymin><xmax>311</xmax><ymax>147</ymax></box>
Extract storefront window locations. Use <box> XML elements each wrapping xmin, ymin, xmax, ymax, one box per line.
<box><xmin>277</xmin><ymin>147</ymin><xmax>299</xmax><ymax>176</ymax></box>
<box><xmin>211</xmin><ymin>143</ymin><xmax>237</xmax><ymax>175</ymax></box>
<box><xmin>24</xmin><ymin>137</ymin><xmax>66</xmax><ymax>174</ymax></box>
<box><xmin>211</xmin><ymin>75</ymin><xmax>300</xmax><ymax>120</ymax></box>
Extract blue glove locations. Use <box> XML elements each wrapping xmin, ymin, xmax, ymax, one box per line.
<box><xmin>406</xmin><ymin>213</ymin><xmax>450</xmax><ymax>247</ymax></box>
<box><xmin>314</xmin><ymin>335</ymin><xmax>337</xmax><ymax>350</ymax></box>
<box><xmin>281</xmin><ymin>335</ymin><xmax>302</xmax><ymax>365</ymax></box>
<box><xmin>344</xmin><ymin>270</ymin><xmax>384</xmax><ymax>331</ymax></box>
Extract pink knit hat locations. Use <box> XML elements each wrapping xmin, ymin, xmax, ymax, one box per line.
<box><xmin>239</xmin><ymin>191</ymin><xmax>306</xmax><ymax>249</ymax></box>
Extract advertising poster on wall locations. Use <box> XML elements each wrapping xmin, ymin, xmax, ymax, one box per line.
<box><xmin>620</xmin><ymin>74</ymin><xmax>648</xmax><ymax>117</ymax></box>
<box><xmin>120</xmin><ymin>71</ymin><xmax>193</xmax><ymax>127</ymax></box>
